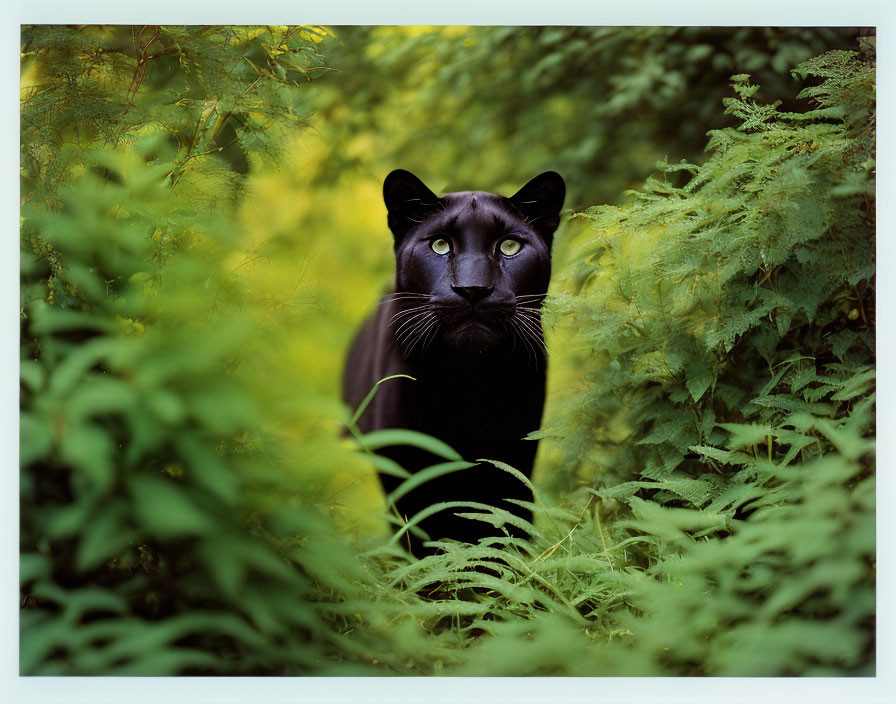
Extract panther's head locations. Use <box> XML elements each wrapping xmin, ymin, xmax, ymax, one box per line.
<box><xmin>383</xmin><ymin>169</ymin><xmax>565</xmax><ymax>359</ymax></box>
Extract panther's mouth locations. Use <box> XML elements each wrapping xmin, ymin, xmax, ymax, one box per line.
<box><xmin>441</xmin><ymin>315</ymin><xmax>506</xmax><ymax>352</ymax></box>
<box><xmin>448</xmin><ymin>302</ymin><xmax>546</xmax><ymax>363</ymax></box>
<box><xmin>390</xmin><ymin>295</ymin><xmax>537</xmax><ymax>357</ymax></box>
<box><xmin>443</xmin><ymin>316</ymin><xmax>506</xmax><ymax>352</ymax></box>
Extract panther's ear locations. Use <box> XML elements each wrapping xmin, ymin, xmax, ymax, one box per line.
<box><xmin>383</xmin><ymin>169</ymin><xmax>442</xmax><ymax>242</ymax></box>
<box><xmin>509</xmin><ymin>171</ymin><xmax>565</xmax><ymax>244</ymax></box>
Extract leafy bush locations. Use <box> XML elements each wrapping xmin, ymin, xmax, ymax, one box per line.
<box><xmin>535</xmin><ymin>40</ymin><xmax>875</xmax><ymax>674</ymax></box>
<box><xmin>19</xmin><ymin>24</ymin><xmax>385</xmax><ymax>676</ymax></box>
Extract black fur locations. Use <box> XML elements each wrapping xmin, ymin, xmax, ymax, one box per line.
<box><xmin>343</xmin><ymin>170</ymin><xmax>565</xmax><ymax>554</ymax></box>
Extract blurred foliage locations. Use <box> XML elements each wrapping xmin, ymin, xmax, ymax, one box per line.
<box><xmin>21</xmin><ymin>25</ymin><xmax>331</xmax><ymax>211</ymax></box>
<box><xmin>313</xmin><ymin>26</ymin><xmax>864</xmax><ymax>208</ymax></box>
<box><xmin>19</xmin><ymin>24</ymin><xmax>387</xmax><ymax>675</ymax></box>
<box><xmin>20</xmin><ymin>25</ymin><xmax>874</xmax><ymax>677</ymax></box>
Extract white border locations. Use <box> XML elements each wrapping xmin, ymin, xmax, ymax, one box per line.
<box><xmin>10</xmin><ymin>0</ymin><xmax>895</xmax><ymax>26</ymax></box>
<box><xmin>6</xmin><ymin>2</ymin><xmax>894</xmax><ymax>703</ymax></box>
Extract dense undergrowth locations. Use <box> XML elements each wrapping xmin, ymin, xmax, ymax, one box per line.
<box><xmin>20</xmin><ymin>26</ymin><xmax>875</xmax><ymax>676</ymax></box>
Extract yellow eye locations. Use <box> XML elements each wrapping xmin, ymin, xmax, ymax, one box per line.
<box><xmin>499</xmin><ymin>239</ymin><xmax>522</xmax><ymax>256</ymax></box>
<box><xmin>431</xmin><ymin>238</ymin><xmax>451</xmax><ymax>255</ymax></box>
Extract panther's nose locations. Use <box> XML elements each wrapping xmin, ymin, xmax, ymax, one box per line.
<box><xmin>452</xmin><ymin>285</ymin><xmax>493</xmax><ymax>305</ymax></box>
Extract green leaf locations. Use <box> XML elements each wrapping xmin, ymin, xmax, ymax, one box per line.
<box><xmin>357</xmin><ymin>429</ymin><xmax>462</xmax><ymax>461</ymax></box>
<box><xmin>476</xmin><ymin>458</ymin><xmax>536</xmax><ymax>494</ymax></box>
<box><xmin>129</xmin><ymin>475</ymin><xmax>217</xmax><ymax>539</ymax></box>
<box><xmin>349</xmin><ymin>374</ymin><xmax>416</xmax><ymax>428</ymax></box>
<box><xmin>76</xmin><ymin>501</ymin><xmax>135</xmax><ymax>572</ymax></box>
<box><xmin>20</xmin><ymin>412</ymin><xmax>53</xmax><ymax>467</ymax></box>
<box><xmin>48</xmin><ymin>339</ymin><xmax>116</xmax><ymax>396</ymax></box>
<box><xmin>719</xmin><ymin>422</ymin><xmax>774</xmax><ymax>451</ymax></box>
<box><xmin>389</xmin><ymin>500</ymin><xmax>500</xmax><ymax>546</ymax></box>
<box><xmin>59</xmin><ymin>423</ymin><xmax>114</xmax><ymax>491</ymax></box>
<box><xmin>20</xmin><ymin>553</ymin><xmax>51</xmax><ymax>584</ymax></box>
<box><xmin>20</xmin><ymin>361</ymin><xmax>45</xmax><ymax>393</ymax></box>
<box><xmin>386</xmin><ymin>461</ymin><xmax>476</xmax><ymax>505</ymax></box>
<box><xmin>830</xmin><ymin>368</ymin><xmax>875</xmax><ymax>401</ymax></box>
<box><xmin>363</xmin><ymin>453</ymin><xmax>412</xmax><ymax>480</ymax></box>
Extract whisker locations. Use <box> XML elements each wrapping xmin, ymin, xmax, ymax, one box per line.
<box><xmin>396</xmin><ymin>308</ymin><xmax>437</xmax><ymax>343</ymax></box>
<box><xmin>390</xmin><ymin>309</ymin><xmax>423</xmax><ymax>328</ymax></box>
<box><xmin>396</xmin><ymin>325</ymin><xmax>430</xmax><ymax>351</ymax></box>
<box><xmin>515</xmin><ymin>306</ymin><xmax>544</xmax><ymax>317</ymax></box>
<box><xmin>394</xmin><ymin>311</ymin><xmax>430</xmax><ymax>340</ymax></box>
<box><xmin>390</xmin><ymin>301</ymin><xmax>432</xmax><ymax>312</ymax></box>
<box><xmin>414</xmin><ymin>315</ymin><xmax>440</xmax><ymax>356</ymax></box>
<box><xmin>515</xmin><ymin>306</ymin><xmax>544</xmax><ymax>323</ymax></box>
<box><xmin>400</xmin><ymin>311</ymin><xmax>430</xmax><ymax>342</ymax></box>
<box><xmin>512</xmin><ymin>312</ymin><xmax>546</xmax><ymax>367</ymax></box>
<box><xmin>421</xmin><ymin>319</ymin><xmax>441</xmax><ymax>351</ymax></box>
<box><xmin>515</xmin><ymin>295</ymin><xmax>547</xmax><ymax>310</ymax></box>
<box><xmin>510</xmin><ymin>316</ymin><xmax>539</xmax><ymax>368</ymax></box>
<box><xmin>503</xmin><ymin>319</ymin><xmax>520</xmax><ymax>355</ymax></box>
<box><xmin>515</xmin><ymin>313</ymin><xmax>546</xmax><ymax>350</ymax></box>
<box><xmin>380</xmin><ymin>292</ymin><xmax>432</xmax><ymax>305</ymax></box>
<box><xmin>515</xmin><ymin>307</ymin><xmax>545</xmax><ymax>324</ymax></box>
<box><xmin>515</xmin><ymin>293</ymin><xmax>547</xmax><ymax>301</ymax></box>
<box><xmin>404</xmin><ymin>313</ymin><xmax>439</xmax><ymax>357</ymax></box>
<box><xmin>503</xmin><ymin>317</ymin><xmax>523</xmax><ymax>358</ymax></box>
<box><xmin>516</xmin><ymin>313</ymin><xmax>545</xmax><ymax>334</ymax></box>
<box><xmin>389</xmin><ymin>304</ymin><xmax>434</xmax><ymax>326</ymax></box>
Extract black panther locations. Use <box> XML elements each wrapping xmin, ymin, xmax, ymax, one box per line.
<box><xmin>343</xmin><ymin>169</ymin><xmax>564</xmax><ymax>554</ymax></box>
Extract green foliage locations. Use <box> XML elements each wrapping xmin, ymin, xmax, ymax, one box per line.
<box><xmin>537</xmin><ymin>42</ymin><xmax>875</xmax><ymax>674</ymax></box>
<box><xmin>19</xmin><ymin>24</ymin><xmax>381</xmax><ymax>676</ymax></box>
<box><xmin>21</xmin><ymin>26</ymin><xmax>875</xmax><ymax>678</ymax></box>
<box><xmin>21</xmin><ymin>25</ymin><xmax>329</xmax><ymax>210</ymax></box>
<box><xmin>314</xmin><ymin>26</ymin><xmax>862</xmax><ymax>207</ymax></box>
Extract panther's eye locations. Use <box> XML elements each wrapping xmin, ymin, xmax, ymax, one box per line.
<box><xmin>431</xmin><ymin>238</ymin><xmax>451</xmax><ymax>255</ymax></box>
<box><xmin>499</xmin><ymin>239</ymin><xmax>522</xmax><ymax>257</ymax></box>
